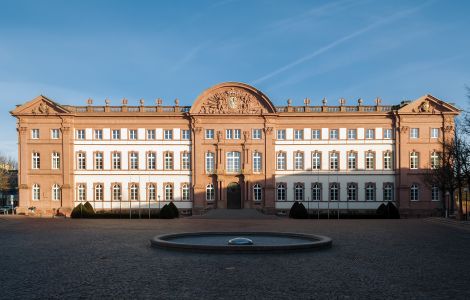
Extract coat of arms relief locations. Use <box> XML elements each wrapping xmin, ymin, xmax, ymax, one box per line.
<box><xmin>199</xmin><ymin>88</ymin><xmax>264</xmax><ymax>114</ymax></box>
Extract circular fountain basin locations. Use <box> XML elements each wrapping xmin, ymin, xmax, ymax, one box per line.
<box><xmin>151</xmin><ymin>232</ymin><xmax>332</xmax><ymax>253</ymax></box>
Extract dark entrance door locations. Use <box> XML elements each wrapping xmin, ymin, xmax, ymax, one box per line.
<box><xmin>227</xmin><ymin>182</ymin><xmax>241</xmax><ymax>209</ymax></box>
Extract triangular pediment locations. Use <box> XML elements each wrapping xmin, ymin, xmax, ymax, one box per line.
<box><xmin>397</xmin><ymin>94</ymin><xmax>460</xmax><ymax>114</ymax></box>
<box><xmin>10</xmin><ymin>95</ymin><xmax>71</xmax><ymax>116</ymax></box>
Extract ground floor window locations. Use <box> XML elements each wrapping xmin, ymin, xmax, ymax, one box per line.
<box><xmin>277</xmin><ymin>184</ymin><xmax>286</xmax><ymax>201</ymax></box>
<box><xmin>294</xmin><ymin>183</ymin><xmax>304</xmax><ymax>201</ymax></box>
<box><xmin>253</xmin><ymin>184</ymin><xmax>262</xmax><ymax>201</ymax></box>
<box><xmin>206</xmin><ymin>184</ymin><xmax>215</xmax><ymax>201</ymax></box>
<box><xmin>431</xmin><ymin>185</ymin><xmax>440</xmax><ymax>201</ymax></box>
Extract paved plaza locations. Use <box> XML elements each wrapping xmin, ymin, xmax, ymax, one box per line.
<box><xmin>1</xmin><ymin>216</ymin><xmax>469</xmax><ymax>299</ymax></box>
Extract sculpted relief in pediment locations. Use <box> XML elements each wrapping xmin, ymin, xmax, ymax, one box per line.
<box><xmin>198</xmin><ymin>88</ymin><xmax>265</xmax><ymax>114</ymax></box>
<box><xmin>31</xmin><ymin>102</ymin><xmax>51</xmax><ymax>115</ymax></box>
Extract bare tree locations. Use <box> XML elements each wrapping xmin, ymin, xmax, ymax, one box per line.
<box><xmin>0</xmin><ymin>153</ymin><xmax>18</xmax><ymax>200</ymax></box>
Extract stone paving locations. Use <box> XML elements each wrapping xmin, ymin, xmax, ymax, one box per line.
<box><xmin>1</xmin><ymin>216</ymin><xmax>470</xmax><ymax>299</ymax></box>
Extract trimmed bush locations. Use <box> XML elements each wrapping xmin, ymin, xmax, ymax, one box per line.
<box><xmin>168</xmin><ymin>202</ymin><xmax>180</xmax><ymax>218</ymax></box>
<box><xmin>71</xmin><ymin>203</ymin><xmax>95</xmax><ymax>218</ymax></box>
<box><xmin>289</xmin><ymin>201</ymin><xmax>308</xmax><ymax>219</ymax></box>
<box><xmin>83</xmin><ymin>201</ymin><xmax>95</xmax><ymax>214</ymax></box>
<box><xmin>376</xmin><ymin>203</ymin><xmax>387</xmax><ymax>218</ymax></box>
<box><xmin>159</xmin><ymin>204</ymin><xmax>176</xmax><ymax>219</ymax></box>
<box><xmin>386</xmin><ymin>202</ymin><xmax>400</xmax><ymax>219</ymax></box>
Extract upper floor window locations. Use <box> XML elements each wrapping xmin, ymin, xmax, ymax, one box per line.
<box><xmin>205</xmin><ymin>129</ymin><xmax>215</xmax><ymax>139</ymax></box>
<box><xmin>164</xmin><ymin>152</ymin><xmax>174</xmax><ymax>170</ymax></box>
<box><xmin>253</xmin><ymin>184</ymin><xmax>262</xmax><ymax>201</ymax></box>
<box><xmin>182</xmin><ymin>184</ymin><xmax>190</xmax><ymax>201</ymax></box>
<box><xmin>252</xmin><ymin>129</ymin><xmax>262</xmax><ymax>139</ymax></box>
<box><xmin>348</xmin><ymin>129</ymin><xmax>357</xmax><ymax>140</ymax></box>
<box><xmin>383</xmin><ymin>128</ymin><xmax>393</xmax><ymax>139</ymax></box>
<box><xmin>365</xmin><ymin>129</ymin><xmax>375</xmax><ymax>139</ymax></box>
<box><xmin>95</xmin><ymin>184</ymin><xmax>103</xmax><ymax>201</ymax></box>
<box><xmin>276</xmin><ymin>152</ymin><xmax>286</xmax><ymax>170</ymax></box>
<box><xmin>51</xmin><ymin>129</ymin><xmax>60</xmax><ymax>139</ymax></box>
<box><xmin>431</xmin><ymin>185</ymin><xmax>440</xmax><ymax>201</ymax></box>
<box><xmin>253</xmin><ymin>151</ymin><xmax>262</xmax><ymax>173</ymax></box>
<box><xmin>294</xmin><ymin>151</ymin><xmax>304</xmax><ymax>170</ymax></box>
<box><xmin>181</xmin><ymin>152</ymin><xmax>190</xmax><ymax>170</ymax></box>
<box><xmin>77</xmin><ymin>184</ymin><xmax>86</xmax><ymax>201</ymax></box>
<box><xmin>165</xmin><ymin>184</ymin><xmax>173</xmax><ymax>200</ymax></box>
<box><xmin>77</xmin><ymin>152</ymin><xmax>86</xmax><ymax>170</ymax></box>
<box><xmin>410</xmin><ymin>128</ymin><xmax>419</xmax><ymax>139</ymax></box>
<box><xmin>312</xmin><ymin>152</ymin><xmax>321</xmax><ymax>170</ymax></box>
<box><xmin>431</xmin><ymin>152</ymin><xmax>440</xmax><ymax>169</ymax></box>
<box><xmin>76</xmin><ymin>129</ymin><xmax>85</xmax><ymax>140</ymax></box>
<box><xmin>348</xmin><ymin>152</ymin><xmax>357</xmax><ymax>170</ymax></box>
<box><xmin>112</xmin><ymin>152</ymin><xmax>121</xmax><ymax>170</ymax></box>
<box><xmin>277</xmin><ymin>129</ymin><xmax>286</xmax><ymax>140</ymax></box>
<box><xmin>233</xmin><ymin>129</ymin><xmax>241</xmax><ymax>140</ymax></box>
<box><xmin>311</xmin><ymin>129</ymin><xmax>321</xmax><ymax>140</ymax></box>
<box><xmin>410</xmin><ymin>151</ymin><xmax>419</xmax><ymax>169</ymax></box>
<box><xmin>112</xmin><ymin>184</ymin><xmax>122</xmax><ymax>201</ymax></box>
<box><xmin>365</xmin><ymin>151</ymin><xmax>375</xmax><ymax>170</ymax></box>
<box><xmin>329</xmin><ymin>129</ymin><xmax>338</xmax><ymax>140</ymax></box>
<box><xmin>384</xmin><ymin>151</ymin><xmax>392</xmax><ymax>170</ymax></box>
<box><xmin>226</xmin><ymin>151</ymin><xmax>241</xmax><ymax>173</ymax></box>
<box><xmin>95</xmin><ymin>152</ymin><xmax>103</xmax><ymax>170</ymax></box>
<box><xmin>52</xmin><ymin>184</ymin><xmax>61</xmax><ymax>201</ymax></box>
<box><xmin>147</xmin><ymin>129</ymin><xmax>156</xmax><ymax>140</ymax></box>
<box><xmin>129</xmin><ymin>184</ymin><xmax>139</xmax><ymax>201</ymax></box>
<box><xmin>129</xmin><ymin>152</ymin><xmax>139</xmax><ymax>170</ymax></box>
<box><xmin>205</xmin><ymin>152</ymin><xmax>215</xmax><ymax>173</ymax></box>
<box><xmin>32</xmin><ymin>152</ymin><xmax>40</xmax><ymax>169</ymax></box>
<box><xmin>164</xmin><ymin>129</ymin><xmax>173</xmax><ymax>140</ymax></box>
<box><xmin>329</xmin><ymin>152</ymin><xmax>339</xmax><ymax>170</ymax></box>
<box><xmin>52</xmin><ymin>152</ymin><xmax>60</xmax><ymax>170</ymax></box>
<box><xmin>147</xmin><ymin>152</ymin><xmax>156</xmax><ymax>170</ymax></box>
<box><xmin>226</xmin><ymin>129</ymin><xmax>233</xmax><ymax>139</ymax></box>
<box><xmin>32</xmin><ymin>184</ymin><xmax>40</xmax><ymax>201</ymax></box>
<box><xmin>181</xmin><ymin>129</ymin><xmax>191</xmax><ymax>140</ymax></box>
<box><xmin>94</xmin><ymin>129</ymin><xmax>103</xmax><ymax>140</ymax></box>
<box><xmin>294</xmin><ymin>129</ymin><xmax>303</xmax><ymax>140</ymax></box>
<box><xmin>410</xmin><ymin>184</ymin><xmax>419</xmax><ymax>201</ymax></box>
<box><xmin>431</xmin><ymin>128</ymin><xmax>439</xmax><ymax>139</ymax></box>
<box><xmin>129</xmin><ymin>129</ymin><xmax>138</xmax><ymax>140</ymax></box>
<box><xmin>31</xmin><ymin>129</ymin><xmax>40</xmax><ymax>139</ymax></box>
<box><xmin>112</xmin><ymin>129</ymin><xmax>121</xmax><ymax>140</ymax></box>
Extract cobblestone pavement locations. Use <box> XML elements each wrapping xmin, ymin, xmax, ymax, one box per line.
<box><xmin>1</xmin><ymin>216</ymin><xmax>470</xmax><ymax>299</ymax></box>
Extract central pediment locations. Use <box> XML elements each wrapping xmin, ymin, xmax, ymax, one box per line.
<box><xmin>190</xmin><ymin>82</ymin><xmax>276</xmax><ymax>115</ymax></box>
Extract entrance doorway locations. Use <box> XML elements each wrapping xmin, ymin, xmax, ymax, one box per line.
<box><xmin>227</xmin><ymin>182</ymin><xmax>241</xmax><ymax>209</ymax></box>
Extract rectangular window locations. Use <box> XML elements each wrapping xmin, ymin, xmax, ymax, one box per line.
<box><xmin>129</xmin><ymin>129</ymin><xmax>138</xmax><ymax>140</ymax></box>
<box><xmin>94</xmin><ymin>129</ymin><xmax>103</xmax><ymax>140</ymax></box>
<box><xmin>431</xmin><ymin>128</ymin><xmax>439</xmax><ymax>139</ymax></box>
<box><xmin>384</xmin><ymin>184</ymin><xmax>393</xmax><ymax>201</ymax></box>
<box><xmin>32</xmin><ymin>153</ymin><xmax>40</xmax><ymax>169</ymax></box>
<box><xmin>233</xmin><ymin>129</ymin><xmax>241</xmax><ymax>139</ymax></box>
<box><xmin>365</xmin><ymin>184</ymin><xmax>376</xmax><ymax>201</ymax></box>
<box><xmin>226</xmin><ymin>129</ymin><xmax>232</xmax><ymax>139</ymax></box>
<box><xmin>31</xmin><ymin>129</ymin><xmax>40</xmax><ymax>139</ymax></box>
<box><xmin>164</xmin><ymin>129</ymin><xmax>173</xmax><ymax>140</ymax></box>
<box><xmin>329</xmin><ymin>183</ymin><xmax>339</xmax><ymax>201</ymax></box>
<box><xmin>277</xmin><ymin>129</ymin><xmax>286</xmax><ymax>140</ymax></box>
<box><xmin>76</xmin><ymin>129</ymin><xmax>85</xmax><ymax>140</ymax></box>
<box><xmin>311</xmin><ymin>152</ymin><xmax>321</xmax><ymax>170</ymax></box>
<box><xmin>410</xmin><ymin>128</ymin><xmax>419</xmax><ymax>139</ymax></box>
<box><xmin>181</xmin><ymin>152</ymin><xmax>190</xmax><ymax>170</ymax></box>
<box><xmin>431</xmin><ymin>185</ymin><xmax>440</xmax><ymax>201</ymax></box>
<box><xmin>181</xmin><ymin>129</ymin><xmax>190</xmax><ymax>140</ymax></box>
<box><xmin>205</xmin><ymin>152</ymin><xmax>215</xmax><ymax>173</ymax></box>
<box><xmin>51</xmin><ymin>129</ymin><xmax>60</xmax><ymax>139</ymax></box>
<box><xmin>147</xmin><ymin>129</ymin><xmax>156</xmax><ymax>140</ymax></box>
<box><xmin>147</xmin><ymin>152</ymin><xmax>156</xmax><ymax>170</ymax></box>
<box><xmin>312</xmin><ymin>183</ymin><xmax>321</xmax><ymax>201</ymax></box>
<box><xmin>164</xmin><ymin>152</ymin><xmax>174</xmax><ymax>170</ymax></box>
<box><xmin>95</xmin><ymin>152</ymin><xmax>103</xmax><ymax>170</ymax></box>
<box><xmin>112</xmin><ymin>152</ymin><xmax>121</xmax><ymax>170</ymax></box>
<box><xmin>205</xmin><ymin>129</ymin><xmax>214</xmax><ymax>139</ymax></box>
<box><xmin>129</xmin><ymin>152</ymin><xmax>139</xmax><ymax>170</ymax></box>
<box><xmin>329</xmin><ymin>129</ymin><xmax>338</xmax><ymax>140</ymax></box>
<box><xmin>253</xmin><ymin>152</ymin><xmax>262</xmax><ymax>173</ymax></box>
<box><xmin>226</xmin><ymin>152</ymin><xmax>241</xmax><ymax>173</ymax></box>
<box><xmin>384</xmin><ymin>152</ymin><xmax>392</xmax><ymax>170</ymax></box>
<box><xmin>329</xmin><ymin>152</ymin><xmax>339</xmax><ymax>170</ymax></box>
<box><xmin>347</xmin><ymin>183</ymin><xmax>357</xmax><ymax>201</ymax></box>
<box><xmin>365</xmin><ymin>129</ymin><xmax>375</xmax><ymax>139</ymax></box>
<box><xmin>410</xmin><ymin>152</ymin><xmax>419</xmax><ymax>169</ymax></box>
<box><xmin>294</xmin><ymin>152</ymin><xmax>304</xmax><ymax>170</ymax></box>
<box><xmin>348</xmin><ymin>152</ymin><xmax>357</xmax><ymax>170</ymax></box>
<box><xmin>431</xmin><ymin>152</ymin><xmax>440</xmax><ymax>169</ymax></box>
<box><xmin>347</xmin><ymin>129</ymin><xmax>357</xmax><ymax>140</ymax></box>
<box><xmin>365</xmin><ymin>152</ymin><xmax>375</xmax><ymax>170</ymax></box>
<box><xmin>112</xmin><ymin>129</ymin><xmax>121</xmax><ymax>140</ymax></box>
<box><xmin>252</xmin><ymin>129</ymin><xmax>262</xmax><ymax>139</ymax></box>
<box><xmin>95</xmin><ymin>184</ymin><xmax>103</xmax><ymax>201</ymax></box>
<box><xmin>383</xmin><ymin>129</ymin><xmax>393</xmax><ymax>139</ymax></box>
<box><xmin>294</xmin><ymin>129</ymin><xmax>303</xmax><ymax>140</ymax></box>
<box><xmin>52</xmin><ymin>152</ymin><xmax>60</xmax><ymax>170</ymax></box>
<box><xmin>311</xmin><ymin>129</ymin><xmax>321</xmax><ymax>140</ymax></box>
<box><xmin>277</xmin><ymin>184</ymin><xmax>286</xmax><ymax>201</ymax></box>
<box><xmin>277</xmin><ymin>152</ymin><xmax>286</xmax><ymax>170</ymax></box>
<box><xmin>77</xmin><ymin>152</ymin><xmax>86</xmax><ymax>170</ymax></box>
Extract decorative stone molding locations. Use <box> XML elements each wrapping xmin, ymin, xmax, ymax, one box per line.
<box><xmin>199</xmin><ymin>88</ymin><xmax>264</xmax><ymax>114</ymax></box>
<box><xmin>31</xmin><ymin>102</ymin><xmax>50</xmax><ymax>115</ymax></box>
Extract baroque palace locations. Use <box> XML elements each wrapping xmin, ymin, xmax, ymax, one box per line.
<box><xmin>11</xmin><ymin>82</ymin><xmax>459</xmax><ymax>217</ymax></box>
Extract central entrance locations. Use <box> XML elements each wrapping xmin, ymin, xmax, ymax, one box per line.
<box><xmin>227</xmin><ymin>182</ymin><xmax>241</xmax><ymax>209</ymax></box>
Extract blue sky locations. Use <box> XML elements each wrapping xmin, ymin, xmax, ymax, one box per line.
<box><xmin>1</xmin><ymin>0</ymin><xmax>469</xmax><ymax>158</ymax></box>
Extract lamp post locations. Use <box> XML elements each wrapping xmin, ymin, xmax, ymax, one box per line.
<box><xmin>307</xmin><ymin>196</ymin><xmax>310</xmax><ymax>218</ymax></box>
<box><xmin>465</xmin><ymin>188</ymin><xmax>468</xmax><ymax>221</ymax></box>
<box><xmin>158</xmin><ymin>195</ymin><xmax>161</xmax><ymax>211</ymax></box>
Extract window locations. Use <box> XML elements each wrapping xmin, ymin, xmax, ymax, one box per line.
<box><xmin>164</xmin><ymin>129</ymin><xmax>173</xmax><ymax>140</ymax></box>
<box><xmin>147</xmin><ymin>152</ymin><xmax>156</xmax><ymax>170</ymax></box>
<box><xmin>348</xmin><ymin>152</ymin><xmax>357</xmax><ymax>170</ymax></box>
<box><xmin>205</xmin><ymin>129</ymin><xmax>214</xmax><ymax>139</ymax></box>
<box><xmin>410</xmin><ymin>128</ymin><xmax>419</xmax><ymax>139</ymax></box>
<box><xmin>294</xmin><ymin>129</ymin><xmax>303</xmax><ymax>140</ymax></box>
<box><xmin>365</xmin><ymin>183</ymin><xmax>376</xmax><ymax>201</ymax></box>
<box><xmin>130</xmin><ymin>152</ymin><xmax>139</xmax><ymax>170</ymax></box>
<box><xmin>206</xmin><ymin>184</ymin><xmax>215</xmax><ymax>201</ymax></box>
<box><xmin>347</xmin><ymin>129</ymin><xmax>357</xmax><ymax>140</ymax></box>
<box><xmin>94</xmin><ymin>129</ymin><xmax>103</xmax><ymax>140</ymax></box>
<box><xmin>77</xmin><ymin>184</ymin><xmax>86</xmax><ymax>201</ymax></box>
<box><xmin>253</xmin><ymin>152</ymin><xmax>262</xmax><ymax>173</ymax></box>
<box><xmin>312</xmin><ymin>152</ymin><xmax>321</xmax><ymax>170</ymax></box>
<box><xmin>148</xmin><ymin>184</ymin><xmax>156</xmax><ymax>201</ymax></box>
<box><xmin>233</xmin><ymin>129</ymin><xmax>241</xmax><ymax>139</ymax></box>
<box><xmin>312</xmin><ymin>183</ymin><xmax>321</xmax><ymax>201</ymax></box>
<box><xmin>431</xmin><ymin>152</ymin><xmax>440</xmax><ymax>169</ymax></box>
<box><xmin>95</xmin><ymin>184</ymin><xmax>103</xmax><ymax>201</ymax></box>
<box><xmin>253</xmin><ymin>184</ymin><xmax>262</xmax><ymax>201</ymax></box>
<box><xmin>182</xmin><ymin>184</ymin><xmax>190</xmax><ymax>201</ymax></box>
<box><xmin>52</xmin><ymin>184</ymin><xmax>61</xmax><ymax>201</ymax></box>
<box><xmin>294</xmin><ymin>151</ymin><xmax>304</xmax><ymax>170</ymax></box>
<box><xmin>32</xmin><ymin>184</ymin><xmax>40</xmax><ymax>201</ymax></box>
<box><xmin>147</xmin><ymin>129</ymin><xmax>156</xmax><ymax>140</ymax></box>
<box><xmin>365</xmin><ymin>129</ymin><xmax>375</xmax><ymax>139</ymax></box>
<box><xmin>277</xmin><ymin>184</ymin><xmax>286</xmax><ymax>201</ymax></box>
<box><xmin>410</xmin><ymin>152</ymin><xmax>419</xmax><ymax>169</ymax></box>
<box><xmin>112</xmin><ymin>152</ymin><xmax>121</xmax><ymax>170</ymax></box>
<box><xmin>384</xmin><ymin>151</ymin><xmax>392</xmax><ymax>170</ymax></box>
<box><xmin>329</xmin><ymin>129</ymin><xmax>338</xmax><ymax>140</ymax></box>
<box><xmin>51</xmin><ymin>129</ymin><xmax>60</xmax><ymax>139</ymax></box>
<box><xmin>32</xmin><ymin>152</ymin><xmax>40</xmax><ymax>169</ymax></box>
<box><xmin>277</xmin><ymin>152</ymin><xmax>286</xmax><ymax>170</ymax></box>
<box><xmin>226</xmin><ymin>151</ymin><xmax>241</xmax><ymax>173</ymax></box>
<box><xmin>182</xmin><ymin>129</ymin><xmax>190</xmax><ymax>140</ymax></box>
<box><xmin>329</xmin><ymin>183</ymin><xmax>339</xmax><ymax>201</ymax></box>
<box><xmin>165</xmin><ymin>184</ymin><xmax>173</xmax><ymax>200</ymax></box>
<box><xmin>410</xmin><ymin>184</ymin><xmax>419</xmax><ymax>201</ymax></box>
<box><xmin>77</xmin><ymin>152</ymin><xmax>86</xmax><ymax>170</ymax></box>
<box><xmin>431</xmin><ymin>128</ymin><xmax>439</xmax><ymax>139</ymax></box>
<box><xmin>311</xmin><ymin>129</ymin><xmax>321</xmax><ymax>140</ymax></box>
<box><xmin>112</xmin><ymin>184</ymin><xmax>122</xmax><ymax>201</ymax></box>
<box><xmin>432</xmin><ymin>185</ymin><xmax>440</xmax><ymax>201</ymax></box>
<box><xmin>76</xmin><ymin>129</ymin><xmax>85</xmax><ymax>140</ymax></box>
<box><xmin>383</xmin><ymin>129</ymin><xmax>393</xmax><ymax>139</ymax></box>
<box><xmin>205</xmin><ymin>152</ymin><xmax>215</xmax><ymax>173</ymax></box>
<box><xmin>226</xmin><ymin>129</ymin><xmax>232</xmax><ymax>139</ymax></box>
<box><xmin>129</xmin><ymin>129</ymin><xmax>138</xmax><ymax>140</ymax></box>
<box><xmin>347</xmin><ymin>183</ymin><xmax>357</xmax><ymax>201</ymax></box>
<box><xmin>52</xmin><ymin>152</ymin><xmax>60</xmax><ymax>170</ymax></box>
<box><xmin>329</xmin><ymin>152</ymin><xmax>339</xmax><ymax>170</ymax></box>
<box><xmin>181</xmin><ymin>152</ymin><xmax>190</xmax><ymax>170</ymax></box>
<box><xmin>112</xmin><ymin>129</ymin><xmax>121</xmax><ymax>140</ymax></box>
<box><xmin>294</xmin><ymin>183</ymin><xmax>304</xmax><ymax>201</ymax></box>
<box><xmin>252</xmin><ymin>129</ymin><xmax>262</xmax><ymax>139</ymax></box>
<box><xmin>95</xmin><ymin>152</ymin><xmax>103</xmax><ymax>170</ymax></box>
<box><xmin>384</xmin><ymin>184</ymin><xmax>393</xmax><ymax>201</ymax></box>
<box><xmin>31</xmin><ymin>129</ymin><xmax>40</xmax><ymax>139</ymax></box>
<box><xmin>164</xmin><ymin>152</ymin><xmax>174</xmax><ymax>170</ymax></box>
<box><xmin>277</xmin><ymin>129</ymin><xmax>286</xmax><ymax>140</ymax></box>
<box><xmin>365</xmin><ymin>151</ymin><xmax>375</xmax><ymax>170</ymax></box>
<box><xmin>130</xmin><ymin>184</ymin><xmax>139</xmax><ymax>201</ymax></box>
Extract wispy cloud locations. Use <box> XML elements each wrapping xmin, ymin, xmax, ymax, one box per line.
<box><xmin>170</xmin><ymin>43</ymin><xmax>208</xmax><ymax>72</ymax></box>
<box><xmin>253</xmin><ymin>1</ymin><xmax>435</xmax><ymax>85</ymax></box>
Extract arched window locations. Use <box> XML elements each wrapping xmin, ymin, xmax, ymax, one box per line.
<box><xmin>277</xmin><ymin>183</ymin><xmax>286</xmax><ymax>201</ymax></box>
<box><xmin>365</xmin><ymin>152</ymin><xmax>375</xmax><ymax>170</ymax></box>
<box><xmin>77</xmin><ymin>152</ymin><xmax>86</xmax><ymax>170</ymax></box>
<box><xmin>147</xmin><ymin>152</ymin><xmax>156</xmax><ymax>170</ymax></box>
<box><xmin>182</xmin><ymin>184</ymin><xmax>190</xmax><ymax>201</ymax></box>
<box><xmin>348</xmin><ymin>152</ymin><xmax>357</xmax><ymax>170</ymax></box>
<box><xmin>383</xmin><ymin>151</ymin><xmax>392</xmax><ymax>170</ymax></box>
<box><xmin>277</xmin><ymin>152</ymin><xmax>286</xmax><ymax>170</ymax></box>
<box><xmin>226</xmin><ymin>151</ymin><xmax>241</xmax><ymax>173</ymax></box>
<box><xmin>312</xmin><ymin>183</ymin><xmax>321</xmax><ymax>201</ymax></box>
<box><xmin>294</xmin><ymin>152</ymin><xmax>304</xmax><ymax>170</ymax></box>
<box><xmin>164</xmin><ymin>152</ymin><xmax>174</xmax><ymax>170</ymax></box>
<box><xmin>77</xmin><ymin>184</ymin><xmax>86</xmax><ymax>201</ymax></box>
<box><xmin>347</xmin><ymin>183</ymin><xmax>357</xmax><ymax>201</ymax></box>
<box><xmin>253</xmin><ymin>184</ymin><xmax>262</xmax><ymax>202</ymax></box>
<box><xmin>384</xmin><ymin>184</ymin><xmax>393</xmax><ymax>201</ymax></box>
<box><xmin>329</xmin><ymin>183</ymin><xmax>339</xmax><ymax>201</ymax></box>
<box><xmin>365</xmin><ymin>183</ymin><xmax>375</xmax><ymax>201</ymax></box>
<box><xmin>130</xmin><ymin>184</ymin><xmax>139</xmax><ymax>201</ymax></box>
<box><xmin>32</xmin><ymin>184</ymin><xmax>40</xmax><ymax>200</ymax></box>
<box><xmin>206</xmin><ymin>184</ymin><xmax>215</xmax><ymax>201</ymax></box>
<box><xmin>410</xmin><ymin>184</ymin><xmax>419</xmax><ymax>201</ymax></box>
<box><xmin>165</xmin><ymin>184</ymin><xmax>173</xmax><ymax>200</ymax></box>
<box><xmin>148</xmin><ymin>184</ymin><xmax>156</xmax><ymax>201</ymax></box>
<box><xmin>311</xmin><ymin>152</ymin><xmax>321</xmax><ymax>170</ymax></box>
<box><xmin>294</xmin><ymin>183</ymin><xmax>304</xmax><ymax>201</ymax></box>
<box><xmin>329</xmin><ymin>152</ymin><xmax>339</xmax><ymax>170</ymax></box>
<box><xmin>130</xmin><ymin>152</ymin><xmax>139</xmax><ymax>170</ymax></box>
<box><xmin>95</xmin><ymin>184</ymin><xmax>103</xmax><ymax>201</ymax></box>
<box><xmin>181</xmin><ymin>152</ymin><xmax>191</xmax><ymax>170</ymax></box>
<box><xmin>112</xmin><ymin>184</ymin><xmax>122</xmax><ymax>201</ymax></box>
<box><xmin>112</xmin><ymin>152</ymin><xmax>121</xmax><ymax>170</ymax></box>
<box><xmin>52</xmin><ymin>184</ymin><xmax>61</xmax><ymax>201</ymax></box>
